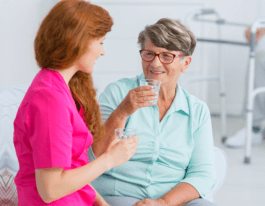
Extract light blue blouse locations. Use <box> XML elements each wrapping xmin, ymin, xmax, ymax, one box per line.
<box><xmin>88</xmin><ymin>72</ymin><xmax>216</xmax><ymax>200</ymax></box>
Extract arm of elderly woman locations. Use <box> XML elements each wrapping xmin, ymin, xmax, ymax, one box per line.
<box><xmin>92</xmin><ymin>83</ymin><xmax>130</xmax><ymax>158</ymax></box>
<box><xmin>92</xmin><ymin>84</ymin><xmax>154</xmax><ymax>158</ymax></box>
<box><xmin>92</xmin><ymin>106</ymin><xmax>128</xmax><ymax>158</ymax></box>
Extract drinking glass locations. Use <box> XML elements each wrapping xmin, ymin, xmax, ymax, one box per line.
<box><xmin>139</xmin><ymin>79</ymin><xmax>161</xmax><ymax>105</ymax></box>
<box><xmin>115</xmin><ymin>128</ymin><xmax>137</xmax><ymax>141</ymax></box>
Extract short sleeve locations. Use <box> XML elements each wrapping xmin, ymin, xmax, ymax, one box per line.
<box><xmin>180</xmin><ymin>103</ymin><xmax>216</xmax><ymax>198</ymax></box>
<box><xmin>27</xmin><ymin>89</ymin><xmax>73</xmax><ymax>169</ymax></box>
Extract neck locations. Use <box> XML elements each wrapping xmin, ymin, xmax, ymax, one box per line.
<box><xmin>48</xmin><ymin>66</ymin><xmax>78</xmax><ymax>89</ymax></box>
<box><xmin>159</xmin><ymin>84</ymin><xmax>177</xmax><ymax>103</ymax></box>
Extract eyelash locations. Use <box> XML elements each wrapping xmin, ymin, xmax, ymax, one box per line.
<box><xmin>101</xmin><ymin>42</ymin><xmax>104</xmax><ymax>45</ymax></box>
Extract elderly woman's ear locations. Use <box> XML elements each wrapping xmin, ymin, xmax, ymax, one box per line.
<box><xmin>181</xmin><ymin>56</ymin><xmax>192</xmax><ymax>73</ymax></box>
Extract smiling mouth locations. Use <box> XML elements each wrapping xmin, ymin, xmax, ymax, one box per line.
<box><xmin>150</xmin><ymin>71</ymin><xmax>165</xmax><ymax>74</ymax></box>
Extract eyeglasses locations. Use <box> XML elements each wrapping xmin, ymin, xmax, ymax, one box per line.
<box><xmin>139</xmin><ymin>50</ymin><xmax>186</xmax><ymax>64</ymax></box>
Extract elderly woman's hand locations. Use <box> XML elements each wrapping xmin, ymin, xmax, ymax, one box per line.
<box><xmin>133</xmin><ymin>198</ymin><xmax>168</xmax><ymax>206</ymax></box>
<box><xmin>116</xmin><ymin>85</ymin><xmax>157</xmax><ymax>117</ymax></box>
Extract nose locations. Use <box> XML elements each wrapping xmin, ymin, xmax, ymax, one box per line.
<box><xmin>150</xmin><ymin>55</ymin><xmax>162</xmax><ymax>67</ymax></box>
<box><xmin>101</xmin><ymin>47</ymin><xmax>105</xmax><ymax>56</ymax></box>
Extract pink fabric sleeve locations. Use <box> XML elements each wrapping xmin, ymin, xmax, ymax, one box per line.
<box><xmin>27</xmin><ymin>88</ymin><xmax>73</xmax><ymax>169</ymax></box>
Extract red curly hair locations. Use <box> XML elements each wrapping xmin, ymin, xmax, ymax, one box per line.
<box><xmin>34</xmin><ymin>0</ymin><xmax>113</xmax><ymax>143</ymax></box>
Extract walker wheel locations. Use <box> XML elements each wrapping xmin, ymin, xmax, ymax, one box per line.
<box><xmin>221</xmin><ymin>136</ymin><xmax>227</xmax><ymax>143</ymax></box>
<box><xmin>244</xmin><ymin>157</ymin><xmax>251</xmax><ymax>164</ymax></box>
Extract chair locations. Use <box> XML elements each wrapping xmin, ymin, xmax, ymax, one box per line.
<box><xmin>103</xmin><ymin>147</ymin><xmax>227</xmax><ymax>206</ymax></box>
<box><xmin>0</xmin><ymin>84</ymin><xmax>30</xmax><ymax>204</ymax></box>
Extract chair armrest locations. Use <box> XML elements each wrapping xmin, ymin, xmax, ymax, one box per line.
<box><xmin>204</xmin><ymin>147</ymin><xmax>228</xmax><ymax>202</ymax></box>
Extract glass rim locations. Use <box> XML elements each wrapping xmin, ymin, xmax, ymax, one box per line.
<box><xmin>140</xmin><ymin>79</ymin><xmax>161</xmax><ymax>87</ymax></box>
<box><xmin>140</xmin><ymin>79</ymin><xmax>161</xmax><ymax>83</ymax></box>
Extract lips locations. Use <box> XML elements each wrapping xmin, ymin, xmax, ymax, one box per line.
<box><xmin>150</xmin><ymin>70</ymin><xmax>165</xmax><ymax>73</ymax></box>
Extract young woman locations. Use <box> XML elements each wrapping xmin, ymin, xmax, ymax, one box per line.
<box><xmin>13</xmin><ymin>0</ymin><xmax>139</xmax><ymax>205</ymax></box>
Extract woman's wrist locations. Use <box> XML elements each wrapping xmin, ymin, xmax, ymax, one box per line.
<box><xmin>157</xmin><ymin>198</ymin><xmax>169</xmax><ymax>206</ymax></box>
<box><xmin>100</xmin><ymin>152</ymin><xmax>113</xmax><ymax>171</ymax></box>
<box><xmin>114</xmin><ymin>105</ymin><xmax>130</xmax><ymax>120</ymax></box>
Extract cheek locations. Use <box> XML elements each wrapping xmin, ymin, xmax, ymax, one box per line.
<box><xmin>97</xmin><ymin>49</ymin><xmax>102</xmax><ymax>57</ymax></box>
<box><xmin>167</xmin><ymin>63</ymin><xmax>180</xmax><ymax>73</ymax></box>
<box><xmin>84</xmin><ymin>55</ymin><xmax>93</xmax><ymax>68</ymax></box>
<box><xmin>85</xmin><ymin>55</ymin><xmax>91</xmax><ymax>65</ymax></box>
<box><xmin>142</xmin><ymin>61</ymin><xmax>149</xmax><ymax>70</ymax></box>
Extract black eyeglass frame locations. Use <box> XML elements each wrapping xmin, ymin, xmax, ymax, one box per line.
<box><xmin>139</xmin><ymin>49</ymin><xmax>186</xmax><ymax>64</ymax></box>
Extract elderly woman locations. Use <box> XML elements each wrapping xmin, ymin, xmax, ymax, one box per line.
<box><xmin>88</xmin><ymin>18</ymin><xmax>216</xmax><ymax>206</ymax></box>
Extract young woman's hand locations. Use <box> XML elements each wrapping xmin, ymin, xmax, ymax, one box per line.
<box><xmin>105</xmin><ymin>135</ymin><xmax>139</xmax><ymax>168</ymax></box>
<box><xmin>116</xmin><ymin>85</ymin><xmax>157</xmax><ymax>117</ymax></box>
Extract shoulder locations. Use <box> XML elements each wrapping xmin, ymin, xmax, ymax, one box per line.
<box><xmin>18</xmin><ymin>87</ymin><xmax>73</xmax><ymax>130</ymax></box>
<box><xmin>181</xmin><ymin>87</ymin><xmax>208</xmax><ymax>108</ymax></box>
<box><xmin>25</xmin><ymin>87</ymin><xmax>70</xmax><ymax>112</ymax></box>
<box><xmin>100</xmin><ymin>75</ymin><xmax>138</xmax><ymax>98</ymax></box>
<box><xmin>181</xmin><ymin>88</ymin><xmax>211</xmax><ymax>133</ymax></box>
<box><xmin>181</xmin><ymin>86</ymin><xmax>210</xmax><ymax>121</ymax></box>
<box><xmin>32</xmin><ymin>87</ymin><xmax>65</xmax><ymax>101</ymax></box>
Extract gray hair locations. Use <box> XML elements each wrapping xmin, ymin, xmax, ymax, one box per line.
<box><xmin>138</xmin><ymin>18</ymin><xmax>197</xmax><ymax>56</ymax></box>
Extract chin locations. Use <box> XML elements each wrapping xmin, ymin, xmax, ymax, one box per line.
<box><xmin>83</xmin><ymin>66</ymin><xmax>94</xmax><ymax>74</ymax></box>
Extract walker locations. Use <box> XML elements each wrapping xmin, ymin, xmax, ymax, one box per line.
<box><xmin>184</xmin><ymin>9</ymin><xmax>249</xmax><ymax>144</ymax></box>
<box><xmin>245</xmin><ymin>18</ymin><xmax>265</xmax><ymax>164</ymax></box>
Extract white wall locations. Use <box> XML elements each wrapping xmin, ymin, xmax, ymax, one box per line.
<box><xmin>0</xmin><ymin>0</ymin><xmax>58</xmax><ymax>87</ymax></box>
<box><xmin>1</xmin><ymin>0</ymin><xmax>264</xmax><ymax>116</ymax></box>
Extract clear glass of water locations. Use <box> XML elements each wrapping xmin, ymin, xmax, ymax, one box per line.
<box><xmin>115</xmin><ymin>128</ymin><xmax>137</xmax><ymax>141</ymax></box>
<box><xmin>139</xmin><ymin>79</ymin><xmax>161</xmax><ymax>105</ymax></box>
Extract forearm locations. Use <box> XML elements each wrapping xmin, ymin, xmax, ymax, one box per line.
<box><xmin>161</xmin><ymin>182</ymin><xmax>200</xmax><ymax>206</ymax></box>
<box><xmin>48</xmin><ymin>154</ymin><xmax>111</xmax><ymax>203</ymax></box>
<box><xmin>92</xmin><ymin>106</ymin><xmax>128</xmax><ymax>158</ymax></box>
<box><xmin>88</xmin><ymin>183</ymin><xmax>109</xmax><ymax>206</ymax></box>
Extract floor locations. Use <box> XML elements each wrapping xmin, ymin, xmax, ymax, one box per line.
<box><xmin>211</xmin><ymin>116</ymin><xmax>265</xmax><ymax>206</ymax></box>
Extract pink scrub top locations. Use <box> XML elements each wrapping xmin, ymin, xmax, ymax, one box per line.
<box><xmin>13</xmin><ymin>68</ymin><xmax>96</xmax><ymax>205</ymax></box>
